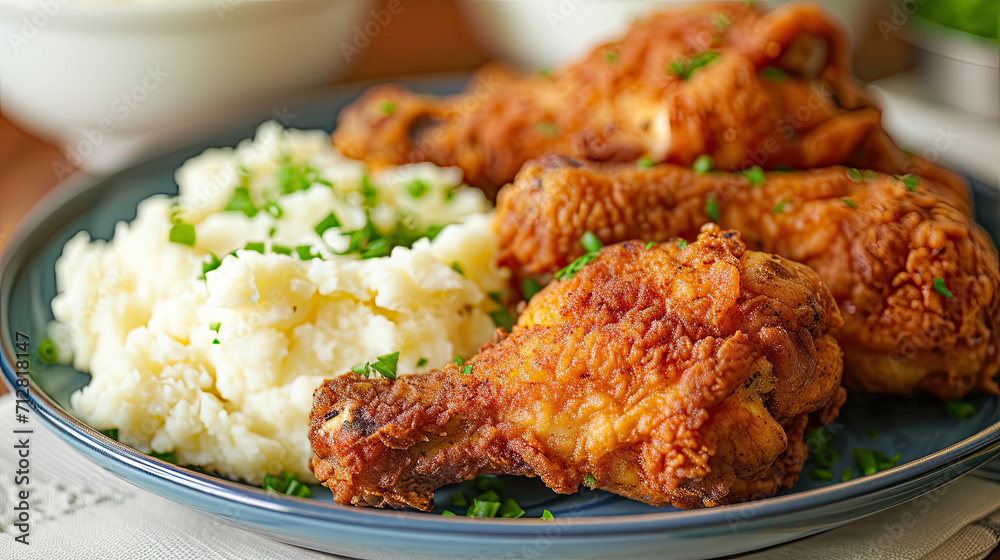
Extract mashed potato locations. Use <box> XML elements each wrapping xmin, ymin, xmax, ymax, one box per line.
<box><xmin>50</xmin><ymin>122</ymin><xmax>509</xmax><ymax>484</ymax></box>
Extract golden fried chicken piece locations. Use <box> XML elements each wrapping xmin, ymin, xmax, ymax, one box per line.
<box><xmin>332</xmin><ymin>2</ymin><xmax>961</xmax><ymax>200</ymax></box>
<box><xmin>309</xmin><ymin>227</ymin><xmax>845</xmax><ymax>510</ymax></box>
<box><xmin>495</xmin><ymin>157</ymin><xmax>1000</xmax><ymax>399</ymax></box>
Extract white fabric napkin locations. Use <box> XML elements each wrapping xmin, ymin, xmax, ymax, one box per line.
<box><xmin>1</xmin><ymin>393</ymin><xmax>999</xmax><ymax>560</ymax></box>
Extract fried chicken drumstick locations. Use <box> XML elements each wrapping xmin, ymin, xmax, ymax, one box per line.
<box><xmin>495</xmin><ymin>157</ymin><xmax>1000</xmax><ymax>399</ymax></box>
<box><xmin>310</xmin><ymin>227</ymin><xmax>845</xmax><ymax>510</ymax></box>
<box><xmin>332</xmin><ymin>2</ymin><xmax>961</xmax><ymax>200</ymax></box>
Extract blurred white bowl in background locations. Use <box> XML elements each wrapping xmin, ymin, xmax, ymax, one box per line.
<box><xmin>0</xmin><ymin>0</ymin><xmax>372</xmax><ymax>171</ymax></box>
<box><xmin>457</xmin><ymin>0</ymin><xmax>872</xmax><ymax>71</ymax></box>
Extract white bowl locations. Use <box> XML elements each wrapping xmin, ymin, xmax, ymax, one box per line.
<box><xmin>0</xmin><ymin>0</ymin><xmax>371</xmax><ymax>171</ymax></box>
<box><xmin>457</xmin><ymin>0</ymin><xmax>872</xmax><ymax>71</ymax></box>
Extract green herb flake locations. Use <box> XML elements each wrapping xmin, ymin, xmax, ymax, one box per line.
<box><xmin>295</xmin><ymin>245</ymin><xmax>321</xmax><ymax>261</ymax></box>
<box><xmin>102</xmin><ymin>428</ymin><xmax>118</xmax><ymax>440</ymax></box>
<box><xmin>468</xmin><ymin>499</ymin><xmax>501</xmax><ymax>518</ymax></box>
<box><xmin>814</xmin><ymin>446</ymin><xmax>838</xmax><ymax>468</ymax></box>
<box><xmin>693</xmin><ymin>154</ymin><xmax>714</xmax><ymax>175</ymax></box>
<box><xmin>711</xmin><ymin>13</ymin><xmax>730</xmax><ymax>32</ymax></box>
<box><xmin>535</xmin><ymin>121</ymin><xmax>559</xmax><ymax>137</ymax></box>
<box><xmin>944</xmin><ymin>398</ymin><xmax>975</xmax><ymax>420</ymax></box>
<box><xmin>201</xmin><ymin>253</ymin><xmax>222</xmax><ymax>279</ymax></box>
<box><xmin>169</xmin><ymin>223</ymin><xmax>196</xmax><ymax>247</ymax></box>
<box><xmin>212</xmin><ymin>339</ymin><xmax>220</xmax><ymax>345</ymax></box>
<box><xmin>637</xmin><ymin>155</ymin><xmax>655</xmax><ymax>170</ymax></box>
<box><xmin>150</xmin><ymin>451</ymin><xmax>178</xmax><ymax>464</ymax></box>
<box><xmin>264</xmin><ymin>201</ymin><xmax>283</xmax><ymax>219</ymax></box>
<box><xmin>669</xmin><ymin>50</ymin><xmax>721</xmax><ymax>80</ymax></box>
<box><xmin>224</xmin><ymin>187</ymin><xmax>258</xmax><ymax>218</ymax></box>
<box><xmin>272</xmin><ymin>245</ymin><xmax>292</xmax><ymax>256</ymax></box>
<box><xmin>933</xmin><ymin>277</ymin><xmax>955</xmax><ymax>299</ymax></box>
<box><xmin>416</xmin><ymin>357</ymin><xmax>428</xmax><ymax>367</ymax></box>
<box><xmin>407</xmin><ymin>178</ymin><xmax>430</xmax><ymax>199</ymax></box>
<box><xmin>442</xmin><ymin>510</ymin><xmax>457</xmax><ymax>517</ymax></box>
<box><xmin>773</xmin><ymin>199</ymin><xmax>789</xmax><ymax>213</ymax></box>
<box><xmin>743</xmin><ymin>165</ymin><xmax>765</xmax><ymax>187</ymax></box>
<box><xmin>581</xmin><ymin>231</ymin><xmax>603</xmax><ymax>253</ymax></box>
<box><xmin>645</xmin><ymin>241</ymin><xmax>655</xmax><ymax>249</ymax></box>
<box><xmin>285</xmin><ymin>480</ymin><xmax>311</xmax><ymax>498</ymax></box>
<box><xmin>583</xmin><ymin>474</ymin><xmax>596</xmax><ymax>487</ymax></box>
<box><xmin>477</xmin><ymin>489</ymin><xmax>501</xmax><ymax>502</ymax></box>
<box><xmin>604</xmin><ymin>51</ymin><xmax>619</xmax><ymax>64</ymax></box>
<box><xmin>808</xmin><ymin>469</ymin><xmax>833</xmax><ymax>482</ymax></box>
<box><xmin>760</xmin><ymin>66</ymin><xmax>788</xmax><ymax>82</ymax></box>
<box><xmin>863</xmin><ymin>169</ymin><xmax>879</xmax><ymax>181</ymax></box>
<box><xmin>209</xmin><ymin>322</ymin><xmax>221</xmax><ymax>333</ymax></box>
<box><xmin>379</xmin><ymin>99</ymin><xmax>396</xmax><ymax>116</ymax></box>
<box><xmin>676</xmin><ymin>240</ymin><xmax>688</xmax><ymax>249</ymax></box>
<box><xmin>499</xmin><ymin>499</ymin><xmax>525</xmax><ymax>519</ymax></box>
<box><xmin>314</xmin><ymin>212</ymin><xmax>342</xmax><ymax>237</ymax></box>
<box><xmin>369</xmin><ymin>351</ymin><xmax>399</xmax><ymax>380</ymax></box>
<box><xmin>541</xmin><ymin>510</ymin><xmax>555</xmax><ymax>520</ymax></box>
<box><xmin>489</xmin><ymin>305</ymin><xmax>516</xmax><ymax>331</ymax></box>
<box><xmin>538</xmin><ymin>68</ymin><xmax>552</xmax><ymax>78</ymax></box>
<box><xmin>450</xmin><ymin>261</ymin><xmax>465</xmax><ymax>276</ymax></box>
<box><xmin>853</xmin><ymin>448</ymin><xmax>877</xmax><ymax>476</ymax></box>
<box><xmin>847</xmin><ymin>168</ymin><xmax>863</xmax><ymax>182</ymax></box>
<box><xmin>521</xmin><ymin>278</ymin><xmax>544</xmax><ymax>301</ymax></box>
<box><xmin>476</xmin><ymin>476</ymin><xmax>506</xmax><ymax>492</ymax></box>
<box><xmin>462</xmin><ymin>364</ymin><xmax>472</xmax><ymax>375</ymax></box>
<box><xmin>902</xmin><ymin>174</ymin><xmax>919</xmax><ymax>191</ymax></box>
<box><xmin>242</xmin><ymin>241</ymin><xmax>263</xmax><ymax>254</ymax></box>
<box><xmin>37</xmin><ymin>338</ymin><xmax>58</xmax><ymax>364</ymax></box>
<box><xmin>841</xmin><ymin>467</ymin><xmax>854</xmax><ymax>482</ymax></box>
<box><xmin>450</xmin><ymin>492</ymin><xmax>468</xmax><ymax>507</ymax></box>
<box><xmin>454</xmin><ymin>356</ymin><xmax>464</xmax><ymax>366</ymax></box>
<box><xmin>705</xmin><ymin>194</ymin><xmax>720</xmax><ymax>222</ymax></box>
<box><xmin>268</xmin><ymin>227</ymin><xmax>277</xmax><ymax>238</ymax></box>
<box><xmin>360</xmin><ymin>238</ymin><xmax>392</xmax><ymax>260</ymax></box>
<box><xmin>361</xmin><ymin>175</ymin><xmax>378</xmax><ymax>208</ymax></box>
<box><xmin>841</xmin><ymin>197</ymin><xmax>857</xmax><ymax>209</ymax></box>
<box><xmin>554</xmin><ymin>252</ymin><xmax>599</xmax><ymax>282</ymax></box>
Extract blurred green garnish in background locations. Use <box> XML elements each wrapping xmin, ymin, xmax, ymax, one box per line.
<box><xmin>918</xmin><ymin>0</ymin><xmax>999</xmax><ymax>41</ymax></box>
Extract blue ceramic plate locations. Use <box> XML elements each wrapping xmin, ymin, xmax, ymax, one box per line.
<box><xmin>3</xmin><ymin>77</ymin><xmax>1000</xmax><ymax>559</ymax></box>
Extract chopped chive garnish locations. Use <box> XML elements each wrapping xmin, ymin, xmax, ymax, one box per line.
<box><xmin>866</xmin><ymin>429</ymin><xmax>879</xmax><ymax>439</ymax></box>
<box><xmin>150</xmin><ymin>451</ymin><xmax>178</xmax><ymax>464</ymax></box>
<box><xmin>760</xmin><ymin>66</ymin><xmax>788</xmax><ymax>82</ymax></box>
<box><xmin>369</xmin><ymin>351</ymin><xmax>399</xmax><ymax>380</ymax></box>
<box><xmin>538</xmin><ymin>68</ymin><xmax>552</xmax><ymax>78</ymax></box>
<box><xmin>705</xmin><ymin>194</ymin><xmax>720</xmax><ymax>222</ymax></box>
<box><xmin>272</xmin><ymin>245</ymin><xmax>292</xmax><ymax>256</ymax></box>
<box><xmin>212</xmin><ymin>339</ymin><xmax>220</xmax><ymax>345</ymax></box>
<box><xmin>442</xmin><ymin>510</ymin><xmax>457</xmax><ymax>516</ymax></box>
<box><xmin>863</xmin><ymin>170</ymin><xmax>878</xmax><ymax>181</ymax></box>
<box><xmin>536</xmin><ymin>121</ymin><xmax>559</xmax><ymax>137</ymax></box>
<box><xmin>581</xmin><ymin>231</ymin><xmax>603</xmax><ymax>253</ymax></box>
<box><xmin>444</xmin><ymin>189</ymin><xmax>455</xmax><ymax>202</ymax></box>
<box><xmin>38</xmin><ymin>338</ymin><xmax>58</xmax><ymax>364</ymax></box>
<box><xmin>541</xmin><ymin>510</ymin><xmax>554</xmax><ymax>520</ymax></box>
<box><xmin>450</xmin><ymin>492</ymin><xmax>468</xmax><ymax>507</ymax></box>
<box><xmin>902</xmin><ymin>175</ymin><xmax>919</xmax><ymax>191</ymax></box>
<box><xmin>814</xmin><ymin>446</ymin><xmax>838</xmax><ymax>468</ymax></box>
<box><xmin>841</xmin><ymin>467</ymin><xmax>854</xmax><ymax>482</ymax></box>
<box><xmin>676</xmin><ymin>240</ymin><xmax>688</xmax><ymax>249</ymax></box>
<box><xmin>209</xmin><ymin>322</ymin><xmax>221</xmax><ymax>333</ymax></box>
<box><xmin>224</xmin><ymin>187</ymin><xmax>258</xmax><ymax>217</ymax></box>
<box><xmin>521</xmin><ymin>278</ymin><xmax>544</xmax><ymax>301</ymax></box>
<box><xmin>295</xmin><ymin>245</ymin><xmax>321</xmax><ymax>260</ymax></box>
<box><xmin>500</xmin><ymin>499</ymin><xmax>525</xmax><ymax>519</ymax></box>
<box><xmin>379</xmin><ymin>100</ymin><xmax>396</xmax><ymax>115</ymax></box>
<box><xmin>693</xmin><ymin>154</ymin><xmax>714</xmax><ymax>174</ymax></box>
<box><xmin>244</xmin><ymin>241</ymin><xmax>265</xmax><ymax>254</ymax></box>
<box><xmin>477</xmin><ymin>490</ymin><xmax>501</xmax><ymax>502</ymax></box>
<box><xmin>583</xmin><ymin>474</ymin><xmax>596</xmax><ymax>487</ymax></box>
<box><xmin>103</xmin><ymin>428</ymin><xmax>118</xmax><ymax>440</ymax></box>
<box><xmin>314</xmin><ymin>212</ymin><xmax>341</xmax><ymax>237</ymax></box>
<box><xmin>933</xmin><ymin>278</ymin><xmax>955</xmax><ymax>299</ymax></box>
<box><xmin>201</xmin><ymin>252</ymin><xmax>222</xmax><ymax>279</ymax></box>
<box><xmin>285</xmin><ymin>480</ymin><xmax>311</xmax><ymax>498</ymax></box>
<box><xmin>416</xmin><ymin>357</ymin><xmax>428</xmax><ymax>367</ymax></box>
<box><xmin>489</xmin><ymin>297</ymin><xmax>516</xmax><ymax>331</ymax></box>
<box><xmin>847</xmin><ymin>168</ymin><xmax>863</xmax><ymax>182</ymax></box>
<box><xmin>351</xmin><ymin>363</ymin><xmax>369</xmax><ymax>376</ymax></box>
<box><xmin>808</xmin><ymin>469</ymin><xmax>833</xmax><ymax>481</ymax></box>
<box><xmin>743</xmin><ymin>166</ymin><xmax>765</xmax><ymax>187</ymax></box>
<box><xmin>555</xmin><ymin>253</ymin><xmax>599</xmax><ymax>281</ymax></box>
<box><xmin>454</xmin><ymin>356</ymin><xmax>464</xmax><ymax>366</ymax></box>
<box><xmin>450</xmin><ymin>262</ymin><xmax>465</xmax><ymax>275</ymax></box>
<box><xmin>853</xmin><ymin>448</ymin><xmax>877</xmax><ymax>476</ymax></box>
<box><xmin>264</xmin><ymin>201</ymin><xmax>283</xmax><ymax>219</ymax></box>
<box><xmin>645</xmin><ymin>241</ymin><xmax>655</xmax><ymax>249</ymax></box>
<box><xmin>468</xmin><ymin>499</ymin><xmax>501</xmax><ymax>518</ymax></box>
<box><xmin>169</xmin><ymin>223</ymin><xmax>196</xmax><ymax>246</ymax></box>
<box><xmin>637</xmin><ymin>155</ymin><xmax>655</xmax><ymax>169</ymax></box>
<box><xmin>668</xmin><ymin>50</ymin><xmax>721</xmax><ymax>80</ymax></box>
<box><xmin>407</xmin><ymin>178</ymin><xmax>430</xmax><ymax>199</ymax></box>
<box><xmin>360</xmin><ymin>238</ymin><xmax>391</xmax><ymax>260</ymax></box>
<box><xmin>773</xmin><ymin>199</ymin><xmax>789</xmax><ymax>213</ymax></box>
<box><xmin>841</xmin><ymin>197</ymin><xmax>857</xmax><ymax>209</ymax></box>
<box><xmin>462</xmin><ymin>365</ymin><xmax>472</xmax><ymax>375</ymax></box>
<box><xmin>476</xmin><ymin>476</ymin><xmax>506</xmax><ymax>492</ymax></box>
<box><xmin>268</xmin><ymin>227</ymin><xmax>277</xmax><ymax>238</ymax></box>
<box><xmin>262</xmin><ymin>472</ymin><xmax>310</xmax><ymax>497</ymax></box>
<box><xmin>944</xmin><ymin>398</ymin><xmax>975</xmax><ymax>420</ymax></box>
<box><xmin>604</xmin><ymin>51</ymin><xmax>619</xmax><ymax>64</ymax></box>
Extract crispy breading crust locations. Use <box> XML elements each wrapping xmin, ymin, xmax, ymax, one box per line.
<box><xmin>310</xmin><ymin>228</ymin><xmax>844</xmax><ymax>510</ymax></box>
<box><xmin>331</xmin><ymin>2</ymin><xmax>963</xmax><ymax>200</ymax></box>
<box><xmin>495</xmin><ymin>158</ymin><xmax>1000</xmax><ymax>398</ymax></box>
